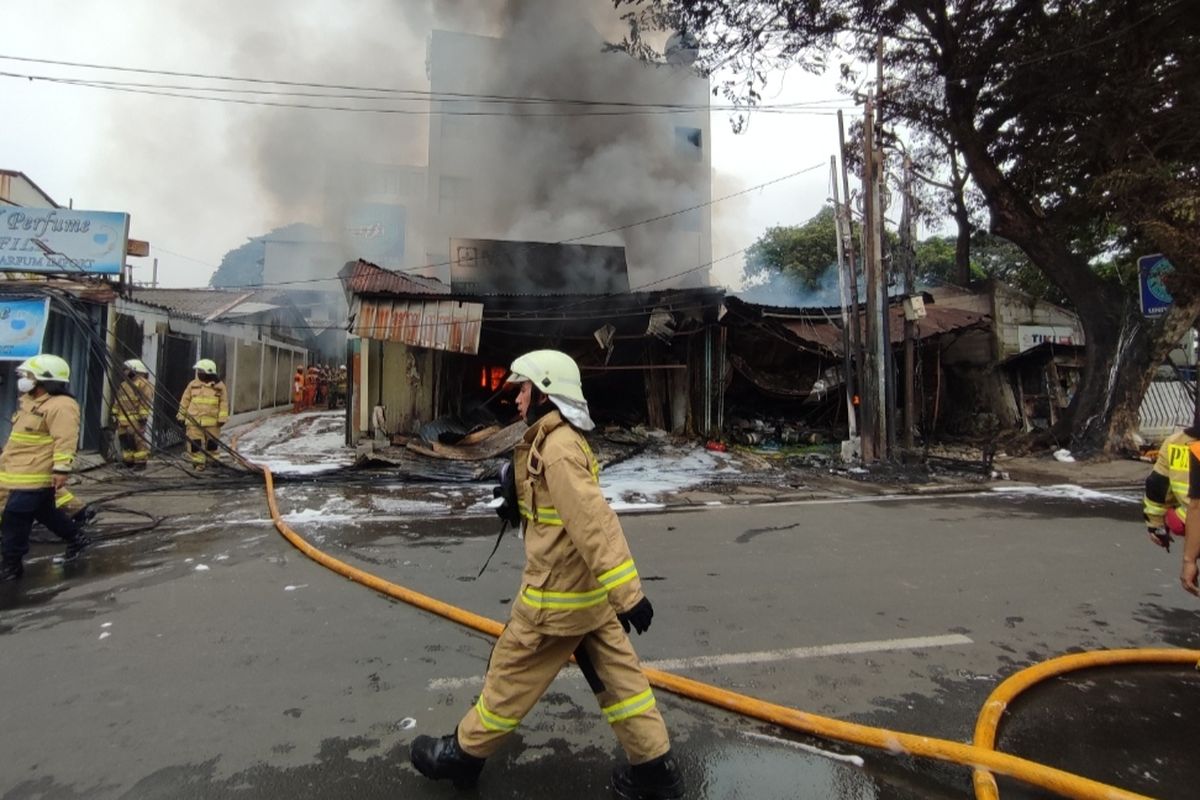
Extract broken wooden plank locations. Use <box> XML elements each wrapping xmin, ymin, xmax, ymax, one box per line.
<box><xmin>407</xmin><ymin>419</ymin><xmax>528</xmax><ymax>461</ymax></box>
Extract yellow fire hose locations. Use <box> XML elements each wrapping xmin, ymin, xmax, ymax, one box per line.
<box><xmin>237</xmin><ymin>437</ymin><xmax>1197</xmax><ymax>800</ymax></box>
<box><xmin>971</xmin><ymin>648</ymin><xmax>1200</xmax><ymax>800</ymax></box>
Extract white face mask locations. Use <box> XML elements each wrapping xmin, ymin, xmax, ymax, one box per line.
<box><xmin>17</xmin><ymin>378</ymin><xmax>36</xmax><ymax>395</ymax></box>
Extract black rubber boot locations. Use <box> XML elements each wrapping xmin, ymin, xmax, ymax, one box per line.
<box><xmin>0</xmin><ymin>560</ymin><xmax>23</xmax><ymax>582</ymax></box>
<box><xmin>410</xmin><ymin>732</ymin><xmax>485</xmax><ymax>789</ymax></box>
<box><xmin>612</xmin><ymin>751</ymin><xmax>684</xmax><ymax>800</ymax></box>
<box><xmin>62</xmin><ymin>534</ymin><xmax>91</xmax><ymax>563</ymax></box>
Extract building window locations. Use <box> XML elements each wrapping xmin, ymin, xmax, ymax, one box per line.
<box><xmin>674</xmin><ymin>126</ymin><xmax>703</xmax><ymax>161</ymax></box>
<box><xmin>439</xmin><ymin>175</ymin><xmax>469</xmax><ymax>214</ymax></box>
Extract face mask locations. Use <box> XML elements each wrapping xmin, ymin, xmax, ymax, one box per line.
<box><xmin>17</xmin><ymin>378</ymin><xmax>36</xmax><ymax>395</ymax></box>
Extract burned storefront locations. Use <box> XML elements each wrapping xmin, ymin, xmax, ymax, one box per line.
<box><xmin>341</xmin><ymin>251</ymin><xmax>724</xmax><ymax>456</ymax></box>
<box><xmin>721</xmin><ymin>295</ymin><xmax>991</xmax><ymax>446</ymax></box>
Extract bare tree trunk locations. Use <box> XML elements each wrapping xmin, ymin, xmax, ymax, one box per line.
<box><xmin>949</xmin><ymin>151</ymin><xmax>972</xmax><ymax>286</ymax></box>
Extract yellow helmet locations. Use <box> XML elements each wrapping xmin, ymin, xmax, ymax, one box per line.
<box><xmin>193</xmin><ymin>358</ymin><xmax>218</xmax><ymax>374</ymax></box>
<box><xmin>507</xmin><ymin>350</ymin><xmax>586</xmax><ymax>403</ymax></box>
<box><xmin>123</xmin><ymin>359</ymin><xmax>149</xmax><ymax>375</ymax></box>
<box><xmin>17</xmin><ymin>354</ymin><xmax>70</xmax><ymax>383</ymax></box>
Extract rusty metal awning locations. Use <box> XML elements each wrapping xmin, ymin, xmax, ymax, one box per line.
<box><xmin>780</xmin><ymin>305</ymin><xmax>988</xmax><ymax>354</ymax></box>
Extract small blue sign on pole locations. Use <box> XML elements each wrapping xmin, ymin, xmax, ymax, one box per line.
<box><xmin>1139</xmin><ymin>254</ymin><xmax>1174</xmax><ymax>318</ymax></box>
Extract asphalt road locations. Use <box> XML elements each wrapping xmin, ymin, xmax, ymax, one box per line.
<box><xmin>1</xmin><ymin>486</ymin><xmax>1198</xmax><ymax>799</ymax></box>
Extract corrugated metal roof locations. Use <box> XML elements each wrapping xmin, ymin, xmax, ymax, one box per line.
<box><xmin>340</xmin><ymin>259</ymin><xmax>450</xmax><ymax>297</ymax></box>
<box><xmin>781</xmin><ymin>305</ymin><xmax>988</xmax><ymax>353</ymax></box>
<box><xmin>129</xmin><ymin>288</ymin><xmax>255</xmax><ymax>320</ymax></box>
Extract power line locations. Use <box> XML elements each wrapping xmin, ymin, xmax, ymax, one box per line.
<box><xmin>0</xmin><ymin>53</ymin><xmax>852</xmax><ymax>112</ymax></box>
<box><xmin>2</xmin><ymin>70</ymin><xmax>847</xmax><ymax>117</ymax></box>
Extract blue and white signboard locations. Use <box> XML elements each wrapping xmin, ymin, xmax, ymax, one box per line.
<box><xmin>0</xmin><ymin>207</ymin><xmax>130</xmax><ymax>275</ymax></box>
<box><xmin>0</xmin><ymin>298</ymin><xmax>49</xmax><ymax>361</ymax></box>
<box><xmin>1139</xmin><ymin>253</ymin><xmax>1174</xmax><ymax>318</ymax></box>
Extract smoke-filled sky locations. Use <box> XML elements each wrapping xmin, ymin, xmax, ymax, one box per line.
<box><xmin>2</xmin><ymin>0</ymin><xmax>853</xmax><ymax>291</ymax></box>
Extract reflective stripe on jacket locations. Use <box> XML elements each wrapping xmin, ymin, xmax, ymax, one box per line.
<box><xmin>511</xmin><ymin>410</ymin><xmax>645</xmax><ymax>636</ymax></box>
<box><xmin>0</xmin><ymin>393</ymin><xmax>80</xmax><ymax>489</ymax></box>
<box><xmin>114</xmin><ymin>376</ymin><xmax>153</xmax><ymax>424</ymax></box>
<box><xmin>177</xmin><ymin>379</ymin><xmax>228</xmax><ymax>428</ymax></box>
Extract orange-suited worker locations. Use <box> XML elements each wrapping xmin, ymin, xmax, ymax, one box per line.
<box><xmin>1143</xmin><ymin>425</ymin><xmax>1200</xmax><ymax>596</ymax></box>
<box><xmin>304</xmin><ymin>365</ymin><xmax>318</xmax><ymax>408</ymax></box>
<box><xmin>411</xmin><ymin>349</ymin><xmax>683</xmax><ymax>799</ymax></box>
<box><xmin>177</xmin><ymin>359</ymin><xmax>228</xmax><ymax>470</ymax></box>
<box><xmin>292</xmin><ymin>367</ymin><xmax>305</xmax><ymax>413</ymax></box>
<box><xmin>114</xmin><ymin>358</ymin><xmax>154</xmax><ymax>469</ymax></box>
<box><xmin>0</xmin><ymin>354</ymin><xmax>91</xmax><ymax>582</ymax></box>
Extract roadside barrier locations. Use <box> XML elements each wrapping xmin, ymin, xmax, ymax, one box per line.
<box><xmin>239</xmin><ymin>448</ymin><xmax>1198</xmax><ymax>800</ymax></box>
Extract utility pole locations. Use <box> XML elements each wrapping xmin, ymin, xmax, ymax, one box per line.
<box><xmin>862</xmin><ymin>91</ymin><xmax>886</xmax><ymax>463</ymax></box>
<box><xmin>837</xmin><ymin>110</ymin><xmax>864</xmax><ymax>448</ymax></box>
<box><xmin>874</xmin><ymin>36</ymin><xmax>895</xmax><ymax>460</ymax></box>
<box><xmin>900</xmin><ymin>155</ymin><xmax>917</xmax><ymax>450</ymax></box>
<box><xmin>831</xmin><ymin>156</ymin><xmax>857</xmax><ymax>440</ymax></box>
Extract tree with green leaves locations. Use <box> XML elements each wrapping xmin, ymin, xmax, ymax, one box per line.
<box><xmin>616</xmin><ymin>0</ymin><xmax>1200</xmax><ymax>452</ymax></box>
<box><xmin>744</xmin><ymin>206</ymin><xmax>843</xmax><ymax>290</ymax></box>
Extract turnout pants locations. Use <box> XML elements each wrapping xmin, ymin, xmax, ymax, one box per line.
<box><xmin>0</xmin><ymin>488</ymin><xmax>80</xmax><ymax>566</ymax></box>
<box><xmin>456</xmin><ymin>613</ymin><xmax>670</xmax><ymax>764</ymax></box>
<box><xmin>185</xmin><ymin>424</ymin><xmax>222</xmax><ymax>469</ymax></box>
<box><xmin>117</xmin><ymin>419</ymin><xmax>149</xmax><ymax>465</ymax></box>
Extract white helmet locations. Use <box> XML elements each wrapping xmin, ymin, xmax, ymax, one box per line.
<box><xmin>193</xmin><ymin>358</ymin><xmax>218</xmax><ymax>374</ymax></box>
<box><xmin>17</xmin><ymin>354</ymin><xmax>70</xmax><ymax>383</ymax></box>
<box><xmin>507</xmin><ymin>350</ymin><xmax>586</xmax><ymax>403</ymax></box>
<box><xmin>124</xmin><ymin>359</ymin><xmax>149</xmax><ymax>375</ymax></box>
<box><xmin>507</xmin><ymin>350</ymin><xmax>594</xmax><ymax>431</ymax></box>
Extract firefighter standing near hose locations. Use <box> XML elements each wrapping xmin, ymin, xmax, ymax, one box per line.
<box><xmin>113</xmin><ymin>358</ymin><xmax>154</xmax><ymax>469</ymax></box>
<box><xmin>0</xmin><ymin>354</ymin><xmax>90</xmax><ymax>582</ymax></box>
<box><xmin>411</xmin><ymin>349</ymin><xmax>683</xmax><ymax>799</ymax></box>
<box><xmin>177</xmin><ymin>359</ymin><xmax>228</xmax><ymax>471</ymax></box>
<box><xmin>1143</xmin><ymin>426</ymin><xmax>1200</xmax><ymax>596</ymax></box>
<box><xmin>1142</xmin><ymin>427</ymin><xmax>1198</xmax><ymax>552</ymax></box>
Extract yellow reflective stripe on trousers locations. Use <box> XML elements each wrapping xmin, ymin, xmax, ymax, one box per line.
<box><xmin>1170</xmin><ymin>480</ymin><xmax>1189</xmax><ymax>496</ymax></box>
<box><xmin>521</xmin><ymin>585</ymin><xmax>609</xmax><ymax>610</ymax></box>
<box><xmin>475</xmin><ymin>697</ymin><xmax>520</xmax><ymax>732</ymax></box>
<box><xmin>9</xmin><ymin>432</ymin><xmax>53</xmax><ymax>444</ymax></box>
<box><xmin>1143</xmin><ymin>499</ymin><xmax>1166</xmax><ymax>515</ymax></box>
<box><xmin>597</xmin><ymin>559</ymin><xmax>638</xmax><ymax>592</ymax></box>
<box><xmin>55</xmin><ymin>491</ymin><xmax>75</xmax><ymax>508</ymax></box>
<box><xmin>518</xmin><ymin>502</ymin><xmax>563</xmax><ymax>525</ymax></box>
<box><xmin>603</xmin><ymin>689</ymin><xmax>656</xmax><ymax>724</ymax></box>
<box><xmin>1179</xmin><ymin>506</ymin><xmax>1189</xmax><ymax>522</ymax></box>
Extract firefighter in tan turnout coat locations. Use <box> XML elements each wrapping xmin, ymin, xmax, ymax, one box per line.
<box><xmin>177</xmin><ymin>359</ymin><xmax>228</xmax><ymax>470</ymax></box>
<box><xmin>114</xmin><ymin>358</ymin><xmax>154</xmax><ymax>468</ymax></box>
<box><xmin>0</xmin><ymin>354</ymin><xmax>91</xmax><ymax>581</ymax></box>
<box><xmin>411</xmin><ymin>350</ymin><xmax>683</xmax><ymax>799</ymax></box>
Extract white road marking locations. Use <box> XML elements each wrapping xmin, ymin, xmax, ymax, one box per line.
<box><xmin>643</xmin><ymin>633</ymin><xmax>973</xmax><ymax>672</ymax></box>
<box><xmin>426</xmin><ymin>633</ymin><xmax>972</xmax><ymax>691</ymax></box>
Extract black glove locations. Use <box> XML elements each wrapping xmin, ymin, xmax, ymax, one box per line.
<box><xmin>493</xmin><ymin>461</ymin><xmax>521</xmax><ymax>527</ymax></box>
<box><xmin>618</xmin><ymin>596</ymin><xmax>654</xmax><ymax>635</ymax></box>
<box><xmin>1148</xmin><ymin>526</ymin><xmax>1172</xmax><ymax>552</ymax></box>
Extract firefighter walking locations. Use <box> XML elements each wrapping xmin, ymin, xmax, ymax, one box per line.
<box><xmin>114</xmin><ymin>358</ymin><xmax>154</xmax><ymax>469</ymax></box>
<box><xmin>0</xmin><ymin>354</ymin><xmax>91</xmax><ymax>582</ymax></box>
<box><xmin>411</xmin><ymin>349</ymin><xmax>683</xmax><ymax>799</ymax></box>
<box><xmin>177</xmin><ymin>359</ymin><xmax>228</xmax><ymax>470</ymax></box>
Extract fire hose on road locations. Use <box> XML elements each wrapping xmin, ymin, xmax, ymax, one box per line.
<box><xmin>239</xmin><ymin>447</ymin><xmax>1197</xmax><ymax>800</ymax></box>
